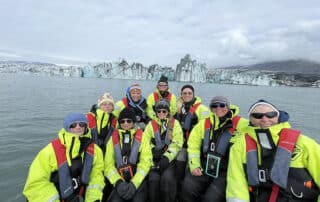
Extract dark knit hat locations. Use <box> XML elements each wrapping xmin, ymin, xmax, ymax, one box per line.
<box><xmin>210</xmin><ymin>96</ymin><xmax>230</xmax><ymax>108</ymax></box>
<box><xmin>158</xmin><ymin>75</ymin><xmax>168</xmax><ymax>84</ymax></box>
<box><xmin>155</xmin><ymin>99</ymin><xmax>170</xmax><ymax>111</ymax></box>
<box><xmin>63</xmin><ymin>113</ymin><xmax>88</xmax><ymax>132</ymax></box>
<box><xmin>181</xmin><ymin>84</ymin><xmax>194</xmax><ymax>93</ymax></box>
<box><xmin>119</xmin><ymin>107</ymin><xmax>136</xmax><ymax>123</ymax></box>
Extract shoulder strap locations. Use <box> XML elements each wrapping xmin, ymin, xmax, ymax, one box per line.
<box><xmin>153</xmin><ymin>92</ymin><xmax>160</xmax><ymax>103</ymax></box>
<box><xmin>122</xmin><ymin>97</ymin><xmax>129</xmax><ymax>107</ymax></box>
<box><xmin>51</xmin><ymin>139</ymin><xmax>74</xmax><ymax>199</ymax></box>
<box><xmin>270</xmin><ymin>128</ymin><xmax>300</xmax><ymax>188</ymax></box>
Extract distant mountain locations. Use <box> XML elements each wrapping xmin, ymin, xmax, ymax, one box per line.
<box><xmin>1</xmin><ymin>58</ymin><xmax>320</xmax><ymax>87</ymax></box>
<box><xmin>221</xmin><ymin>59</ymin><xmax>320</xmax><ymax>75</ymax></box>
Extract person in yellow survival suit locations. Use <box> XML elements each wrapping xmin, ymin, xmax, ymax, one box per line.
<box><xmin>23</xmin><ymin>112</ymin><xmax>105</xmax><ymax>202</ymax></box>
<box><xmin>146</xmin><ymin>75</ymin><xmax>177</xmax><ymax>119</ymax></box>
<box><xmin>180</xmin><ymin>96</ymin><xmax>248</xmax><ymax>202</ymax></box>
<box><xmin>104</xmin><ymin>107</ymin><xmax>152</xmax><ymax>202</ymax></box>
<box><xmin>174</xmin><ymin>84</ymin><xmax>210</xmax><ymax>196</ymax></box>
<box><xmin>113</xmin><ymin>83</ymin><xmax>150</xmax><ymax>130</ymax></box>
<box><xmin>144</xmin><ymin>99</ymin><xmax>183</xmax><ymax>202</ymax></box>
<box><xmin>227</xmin><ymin>99</ymin><xmax>320</xmax><ymax>202</ymax></box>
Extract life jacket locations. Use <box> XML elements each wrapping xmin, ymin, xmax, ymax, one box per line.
<box><xmin>153</xmin><ymin>92</ymin><xmax>172</xmax><ymax>103</ymax></box>
<box><xmin>229</xmin><ymin>115</ymin><xmax>241</xmax><ymax>133</ymax></box>
<box><xmin>51</xmin><ymin>139</ymin><xmax>94</xmax><ymax>200</ymax></box>
<box><xmin>112</xmin><ymin>129</ymin><xmax>143</xmax><ymax>169</ymax></box>
<box><xmin>183</xmin><ymin>102</ymin><xmax>201</xmax><ymax>140</ymax></box>
<box><xmin>121</xmin><ymin>97</ymin><xmax>129</xmax><ymax>107</ymax></box>
<box><xmin>87</xmin><ymin>109</ymin><xmax>117</xmax><ymax>150</ymax></box>
<box><xmin>151</xmin><ymin>118</ymin><xmax>175</xmax><ymax>150</ymax></box>
<box><xmin>202</xmin><ymin>117</ymin><xmax>234</xmax><ymax>157</ymax></box>
<box><xmin>245</xmin><ymin>128</ymin><xmax>319</xmax><ymax>201</ymax></box>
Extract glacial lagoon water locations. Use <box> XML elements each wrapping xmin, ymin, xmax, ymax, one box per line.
<box><xmin>1</xmin><ymin>73</ymin><xmax>319</xmax><ymax>201</ymax></box>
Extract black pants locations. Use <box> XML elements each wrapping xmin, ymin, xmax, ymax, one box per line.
<box><xmin>148</xmin><ymin>163</ymin><xmax>177</xmax><ymax>202</ymax></box>
<box><xmin>179</xmin><ymin>170</ymin><xmax>227</xmax><ymax>202</ymax></box>
<box><xmin>102</xmin><ymin>177</ymin><xmax>113</xmax><ymax>202</ymax></box>
<box><xmin>108</xmin><ymin>179</ymin><xmax>148</xmax><ymax>202</ymax></box>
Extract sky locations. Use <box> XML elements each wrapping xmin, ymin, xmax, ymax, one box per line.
<box><xmin>1</xmin><ymin>0</ymin><xmax>320</xmax><ymax>68</ymax></box>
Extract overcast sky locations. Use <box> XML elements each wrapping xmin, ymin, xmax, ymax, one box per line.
<box><xmin>1</xmin><ymin>0</ymin><xmax>320</xmax><ymax>67</ymax></box>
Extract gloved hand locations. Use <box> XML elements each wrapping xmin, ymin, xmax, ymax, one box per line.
<box><xmin>152</xmin><ymin>147</ymin><xmax>163</xmax><ymax>161</ymax></box>
<box><xmin>159</xmin><ymin>156</ymin><xmax>170</xmax><ymax>173</ymax></box>
<box><xmin>115</xmin><ymin>180</ymin><xmax>128</xmax><ymax>198</ymax></box>
<box><xmin>122</xmin><ymin>182</ymin><xmax>136</xmax><ymax>200</ymax></box>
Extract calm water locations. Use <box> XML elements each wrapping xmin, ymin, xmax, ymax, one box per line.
<box><xmin>1</xmin><ymin>73</ymin><xmax>319</xmax><ymax>201</ymax></box>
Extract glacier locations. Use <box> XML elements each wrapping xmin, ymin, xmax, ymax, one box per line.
<box><xmin>1</xmin><ymin>56</ymin><xmax>320</xmax><ymax>88</ymax></box>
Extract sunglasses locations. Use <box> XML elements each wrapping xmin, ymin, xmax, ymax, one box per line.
<box><xmin>182</xmin><ymin>91</ymin><xmax>193</xmax><ymax>95</ymax></box>
<box><xmin>120</xmin><ymin>119</ymin><xmax>133</xmax><ymax>124</ymax></box>
<box><xmin>251</xmin><ymin>111</ymin><xmax>278</xmax><ymax>119</ymax></box>
<box><xmin>158</xmin><ymin>84</ymin><xmax>168</xmax><ymax>87</ymax></box>
<box><xmin>210</xmin><ymin>103</ymin><xmax>226</xmax><ymax>108</ymax></box>
<box><xmin>70</xmin><ymin>122</ymin><xmax>87</xmax><ymax>128</ymax></box>
<box><xmin>157</xmin><ymin>109</ymin><xmax>168</xmax><ymax>114</ymax></box>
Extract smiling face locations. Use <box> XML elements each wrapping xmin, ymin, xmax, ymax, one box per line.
<box><xmin>69</xmin><ymin>122</ymin><xmax>86</xmax><ymax>136</ymax></box>
<box><xmin>119</xmin><ymin>119</ymin><xmax>134</xmax><ymax>130</ymax></box>
<box><xmin>130</xmin><ymin>89</ymin><xmax>142</xmax><ymax>102</ymax></box>
<box><xmin>250</xmin><ymin>105</ymin><xmax>279</xmax><ymax>128</ymax></box>
<box><xmin>100</xmin><ymin>102</ymin><xmax>114</xmax><ymax>113</ymax></box>
<box><xmin>156</xmin><ymin>108</ymin><xmax>169</xmax><ymax>119</ymax></box>
<box><xmin>157</xmin><ymin>82</ymin><xmax>168</xmax><ymax>92</ymax></box>
<box><xmin>181</xmin><ymin>88</ymin><xmax>194</xmax><ymax>103</ymax></box>
<box><xmin>210</xmin><ymin>102</ymin><xmax>229</xmax><ymax>118</ymax></box>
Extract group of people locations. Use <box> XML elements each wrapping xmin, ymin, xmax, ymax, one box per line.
<box><xmin>23</xmin><ymin>75</ymin><xmax>320</xmax><ymax>202</ymax></box>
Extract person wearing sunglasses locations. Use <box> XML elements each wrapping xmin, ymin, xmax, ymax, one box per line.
<box><xmin>146</xmin><ymin>75</ymin><xmax>177</xmax><ymax>120</ymax></box>
<box><xmin>227</xmin><ymin>100</ymin><xmax>320</xmax><ymax>202</ymax></box>
<box><xmin>105</xmin><ymin>107</ymin><xmax>152</xmax><ymax>202</ymax></box>
<box><xmin>179</xmin><ymin>96</ymin><xmax>248</xmax><ymax>202</ymax></box>
<box><xmin>143</xmin><ymin>99</ymin><xmax>183</xmax><ymax>202</ymax></box>
<box><xmin>114</xmin><ymin>83</ymin><xmax>150</xmax><ymax>130</ymax></box>
<box><xmin>209</xmin><ymin>96</ymin><xmax>248</xmax><ymax>132</ymax></box>
<box><xmin>23</xmin><ymin>113</ymin><xmax>105</xmax><ymax>202</ymax></box>
<box><xmin>174</xmin><ymin>84</ymin><xmax>210</xmax><ymax>198</ymax></box>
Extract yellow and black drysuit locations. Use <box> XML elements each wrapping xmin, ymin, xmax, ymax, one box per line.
<box><xmin>180</xmin><ymin>105</ymin><xmax>247</xmax><ymax>202</ymax></box>
<box><xmin>227</xmin><ymin>119</ymin><xmax>320</xmax><ymax>202</ymax></box>
<box><xmin>174</xmin><ymin>96</ymin><xmax>210</xmax><ymax>186</ymax></box>
<box><xmin>143</xmin><ymin>116</ymin><xmax>183</xmax><ymax>202</ymax></box>
<box><xmin>87</xmin><ymin>106</ymin><xmax>118</xmax><ymax>201</ymax></box>
<box><xmin>104</xmin><ymin>128</ymin><xmax>152</xmax><ymax>202</ymax></box>
<box><xmin>87</xmin><ymin>107</ymin><xmax>117</xmax><ymax>153</ymax></box>
<box><xmin>146</xmin><ymin>89</ymin><xmax>177</xmax><ymax>119</ymax></box>
<box><xmin>23</xmin><ymin>128</ymin><xmax>105</xmax><ymax>202</ymax></box>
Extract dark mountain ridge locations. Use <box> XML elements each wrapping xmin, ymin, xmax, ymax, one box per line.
<box><xmin>220</xmin><ymin>59</ymin><xmax>320</xmax><ymax>75</ymax></box>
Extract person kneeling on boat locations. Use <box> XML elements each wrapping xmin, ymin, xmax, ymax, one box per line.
<box><xmin>226</xmin><ymin>100</ymin><xmax>320</xmax><ymax>202</ymax></box>
<box><xmin>23</xmin><ymin>113</ymin><xmax>105</xmax><ymax>202</ymax></box>
<box><xmin>104</xmin><ymin>107</ymin><xmax>152</xmax><ymax>202</ymax></box>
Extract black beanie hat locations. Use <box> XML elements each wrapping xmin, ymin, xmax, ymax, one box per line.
<box><xmin>181</xmin><ymin>84</ymin><xmax>194</xmax><ymax>93</ymax></box>
<box><xmin>155</xmin><ymin>99</ymin><xmax>170</xmax><ymax>111</ymax></box>
<box><xmin>119</xmin><ymin>107</ymin><xmax>136</xmax><ymax>123</ymax></box>
<box><xmin>158</xmin><ymin>75</ymin><xmax>168</xmax><ymax>84</ymax></box>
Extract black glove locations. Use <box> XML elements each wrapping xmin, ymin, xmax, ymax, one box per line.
<box><xmin>152</xmin><ymin>147</ymin><xmax>163</xmax><ymax>161</ymax></box>
<box><xmin>122</xmin><ymin>182</ymin><xmax>136</xmax><ymax>200</ymax></box>
<box><xmin>159</xmin><ymin>156</ymin><xmax>170</xmax><ymax>173</ymax></box>
<box><xmin>115</xmin><ymin>180</ymin><xmax>128</xmax><ymax>198</ymax></box>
